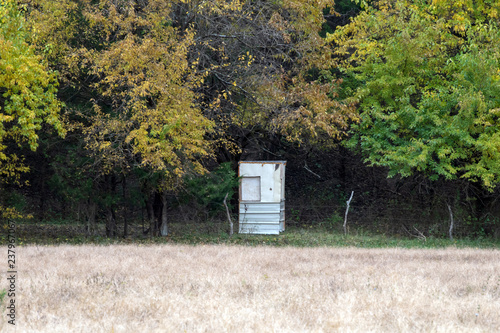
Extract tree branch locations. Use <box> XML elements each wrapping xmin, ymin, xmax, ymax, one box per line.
<box><xmin>344</xmin><ymin>191</ymin><xmax>354</xmax><ymax>235</ymax></box>
<box><xmin>223</xmin><ymin>192</ymin><xmax>234</xmax><ymax>237</ymax></box>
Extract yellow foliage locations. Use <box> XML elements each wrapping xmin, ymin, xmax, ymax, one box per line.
<box><xmin>27</xmin><ymin>0</ymin><xmax>214</xmax><ymax>185</ymax></box>
<box><xmin>1</xmin><ymin>205</ymin><xmax>24</xmax><ymax>219</ymax></box>
<box><xmin>0</xmin><ymin>0</ymin><xmax>65</xmax><ymax>185</ymax></box>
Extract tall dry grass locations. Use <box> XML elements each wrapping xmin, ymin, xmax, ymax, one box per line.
<box><xmin>1</xmin><ymin>245</ymin><xmax>499</xmax><ymax>332</ymax></box>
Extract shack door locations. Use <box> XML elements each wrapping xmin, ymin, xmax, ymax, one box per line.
<box><xmin>241</xmin><ymin>176</ymin><xmax>261</xmax><ymax>201</ymax></box>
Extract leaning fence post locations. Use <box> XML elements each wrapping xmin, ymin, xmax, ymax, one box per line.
<box><xmin>447</xmin><ymin>203</ymin><xmax>454</xmax><ymax>241</ymax></box>
<box><xmin>224</xmin><ymin>193</ymin><xmax>234</xmax><ymax>237</ymax></box>
<box><xmin>344</xmin><ymin>191</ymin><xmax>354</xmax><ymax>235</ymax></box>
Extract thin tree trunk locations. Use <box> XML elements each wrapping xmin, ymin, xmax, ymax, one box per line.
<box><xmin>122</xmin><ymin>176</ymin><xmax>128</xmax><ymax>238</ymax></box>
<box><xmin>40</xmin><ymin>167</ymin><xmax>46</xmax><ymax>220</ymax></box>
<box><xmin>147</xmin><ymin>195</ymin><xmax>155</xmax><ymax>239</ymax></box>
<box><xmin>106</xmin><ymin>207</ymin><xmax>117</xmax><ymax>237</ymax></box>
<box><xmin>223</xmin><ymin>192</ymin><xmax>233</xmax><ymax>237</ymax></box>
<box><xmin>447</xmin><ymin>204</ymin><xmax>454</xmax><ymax>241</ymax></box>
<box><xmin>344</xmin><ymin>191</ymin><xmax>354</xmax><ymax>235</ymax></box>
<box><xmin>142</xmin><ymin>206</ymin><xmax>145</xmax><ymax>234</ymax></box>
<box><xmin>105</xmin><ymin>175</ymin><xmax>117</xmax><ymax>237</ymax></box>
<box><xmin>159</xmin><ymin>190</ymin><xmax>168</xmax><ymax>236</ymax></box>
<box><xmin>86</xmin><ymin>200</ymin><xmax>97</xmax><ymax>236</ymax></box>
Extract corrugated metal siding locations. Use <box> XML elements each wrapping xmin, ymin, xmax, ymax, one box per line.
<box><xmin>279</xmin><ymin>201</ymin><xmax>285</xmax><ymax>232</ymax></box>
<box><xmin>239</xmin><ymin>202</ymin><xmax>281</xmax><ymax>234</ymax></box>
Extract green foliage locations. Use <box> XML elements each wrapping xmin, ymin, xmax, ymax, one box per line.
<box><xmin>333</xmin><ymin>0</ymin><xmax>500</xmax><ymax>189</ymax></box>
<box><xmin>48</xmin><ymin>144</ymin><xmax>94</xmax><ymax>203</ymax></box>
<box><xmin>320</xmin><ymin>213</ymin><xmax>344</xmax><ymax>230</ymax></box>
<box><xmin>182</xmin><ymin>162</ymin><xmax>239</xmax><ymax>215</ymax></box>
<box><xmin>2</xmin><ymin>190</ymin><xmax>28</xmax><ymax>214</ymax></box>
<box><xmin>5</xmin><ymin>220</ymin><xmax>500</xmax><ymax>248</ymax></box>
<box><xmin>0</xmin><ymin>0</ymin><xmax>64</xmax><ymax>155</ymax></box>
<box><xmin>2</xmin><ymin>0</ymin><xmax>497</xmax><ymax>241</ymax></box>
<box><xmin>334</xmin><ymin>0</ymin><xmax>365</xmax><ymax>15</ymax></box>
<box><xmin>0</xmin><ymin>0</ymin><xmax>64</xmax><ymax>217</ymax></box>
<box><xmin>0</xmin><ymin>288</ymin><xmax>6</xmax><ymax>306</ymax></box>
<box><xmin>290</xmin><ymin>208</ymin><xmax>301</xmax><ymax>224</ymax></box>
<box><xmin>335</xmin><ymin>72</ymin><xmax>362</xmax><ymax>100</ymax></box>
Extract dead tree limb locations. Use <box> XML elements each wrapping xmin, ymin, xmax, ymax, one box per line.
<box><xmin>447</xmin><ymin>204</ymin><xmax>454</xmax><ymax>241</ymax></box>
<box><xmin>402</xmin><ymin>224</ymin><xmax>426</xmax><ymax>241</ymax></box>
<box><xmin>344</xmin><ymin>191</ymin><xmax>354</xmax><ymax>235</ymax></box>
<box><xmin>411</xmin><ymin>226</ymin><xmax>426</xmax><ymax>241</ymax></box>
<box><xmin>224</xmin><ymin>193</ymin><xmax>234</xmax><ymax>237</ymax></box>
<box><xmin>304</xmin><ymin>161</ymin><xmax>321</xmax><ymax>179</ymax></box>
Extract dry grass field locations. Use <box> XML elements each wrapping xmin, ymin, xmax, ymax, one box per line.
<box><xmin>1</xmin><ymin>245</ymin><xmax>499</xmax><ymax>332</ymax></box>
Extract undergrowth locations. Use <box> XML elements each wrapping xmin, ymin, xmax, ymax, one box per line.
<box><xmin>1</xmin><ymin>220</ymin><xmax>499</xmax><ymax>248</ymax></box>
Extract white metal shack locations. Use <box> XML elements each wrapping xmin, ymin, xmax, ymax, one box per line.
<box><xmin>238</xmin><ymin>161</ymin><xmax>286</xmax><ymax>234</ymax></box>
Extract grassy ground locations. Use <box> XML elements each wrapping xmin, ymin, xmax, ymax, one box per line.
<box><xmin>1</xmin><ymin>221</ymin><xmax>499</xmax><ymax>332</ymax></box>
<box><xmin>1</xmin><ymin>245</ymin><xmax>499</xmax><ymax>332</ymax></box>
<box><xmin>2</xmin><ymin>220</ymin><xmax>500</xmax><ymax>249</ymax></box>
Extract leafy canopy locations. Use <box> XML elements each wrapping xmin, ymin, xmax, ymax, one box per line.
<box><xmin>28</xmin><ymin>0</ymin><xmax>214</xmax><ymax>189</ymax></box>
<box><xmin>0</xmin><ymin>0</ymin><xmax>64</xmax><ymax>172</ymax></box>
<box><xmin>175</xmin><ymin>0</ymin><xmax>357</xmax><ymax>150</ymax></box>
<box><xmin>332</xmin><ymin>0</ymin><xmax>500</xmax><ymax>189</ymax></box>
<box><xmin>1</xmin><ymin>0</ymin><xmax>64</xmax><ymax>218</ymax></box>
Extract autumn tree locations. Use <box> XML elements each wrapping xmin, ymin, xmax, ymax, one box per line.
<box><xmin>28</xmin><ymin>0</ymin><xmax>214</xmax><ymax>236</ymax></box>
<box><xmin>332</xmin><ymin>0</ymin><xmax>500</xmax><ymax>189</ymax></box>
<box><xmin>0</xmin><ymin>0</ymin><xmax>65</xmax><ymax>219</ymax></box>
<box><xmin>170</xmin><ymin>0</ymin><xmax>357</xmax><ymax>159</ymax></box>
<box><xmin>22</xmin><ymin>0</ymin><xmax>360</xmax><ymax>235</ymax></box>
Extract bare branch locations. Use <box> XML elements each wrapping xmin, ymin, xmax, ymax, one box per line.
<box><xmin>223</xmin><ymin>192</ymin><xmax>234</xmax><ymax>237</ymax></box>
<box><xmin>304</xmin><ymin>161</ymin><xmax>321</xmax><ymax>179</ymax></box>
<box><xmin>447</xmin><ymin>204</ymin><xmax>454</xmax><ymax>241</ymax></box>
<box><xmin>413</xmin><ymin>226</ymin><xmax>426</xmax><ymax>241</ymax></box>
<box><xmin>344</xmin><ymin>191</ymin><xmax>354</xmax><ymax>235</ymax></box>
<box><xmin>402</xmin><ymin>224</ymin><xmax>426</xmax><ymax>241</ymax></box>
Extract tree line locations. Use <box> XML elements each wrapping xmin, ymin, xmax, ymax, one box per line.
<box><xmin>1</xmin><ymin>0</ymin><xmax>499</xmax><ymax>238</ymax></box>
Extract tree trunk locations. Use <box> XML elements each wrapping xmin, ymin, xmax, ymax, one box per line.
<box><xmin>106</xmin><ymin>207</ymin><xmax>117</xmax><ymax>237</ymax></box>
<box><xmin>146</xmin><ymin>195</ymin><xmax>155</xmax><ymax>239</ymax></box>
<box><xmin>159</xmin><ymin>190</ymin><xmax>168</xmax><ymax>236</ymax></box>
<box><xmin>223</xmin><ymin>192</ymin><xmax>233</xmax><ymax>237</ymax></box>
<box><xmin>85</xmin><ymin>200</ymin><xmax>97</xmax><ymax>236</ymax></box>
<box><xmin>447</xmin><ymin>204</ymin><xmax>454</xmax><ymax>241</ymax></box>
<box><xmin>122</xmin><ymin>176</ymin><xmax>128</xmax><ymax>238</ymax></box>
<box><xmin>344</xmin><ymin>191</ymin><xmax>354</xmax><ymax>235</ymax></box>
<box><xmin>104</xmin><ymin>175</ymin><xmax>117</xmax><ymax>237</ymax></box>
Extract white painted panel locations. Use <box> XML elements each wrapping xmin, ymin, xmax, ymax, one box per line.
<box><xmin>273</xmin><ymin>165</ymin><xmax>281</xmax><ymax>202</ymax></box>
<box><xmin>239</xmin><ymin>163</ymin><xmax>277</xmax><ymax>202</ymax></box>
<box><xmin>281</xmin><ymin>165</ymin><xmax>286</xmax><ymax>200</ymax></box>
<box><xmin>241</xmin><ymin>177</ymin><xmax>261</xmax><ymax>201</ymax></box>
<box><xmin>261</xmin><ymin>164</ymin><xmax>275</xmax><ymax>202</ymax></box>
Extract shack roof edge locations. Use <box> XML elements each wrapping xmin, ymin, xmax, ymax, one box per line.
<box><xmin>238</xmin><ymin>161</ymin><xmax>286</xmax><ymax>164</ymax></box>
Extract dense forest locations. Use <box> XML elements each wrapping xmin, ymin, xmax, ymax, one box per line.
<box><xmin>1</xmin><ymin>0</ymin><xmax>500</xmax><ymax>239</ymax></box>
